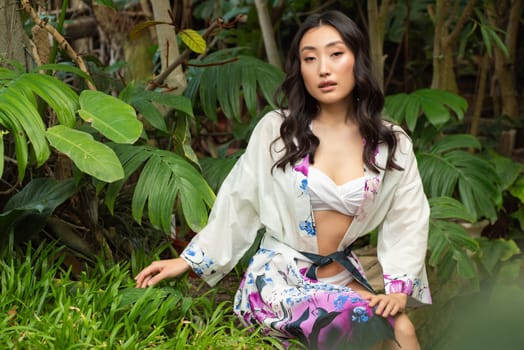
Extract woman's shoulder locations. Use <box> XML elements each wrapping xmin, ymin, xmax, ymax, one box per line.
<box><xmin>259</xmin><ymin>109</ymin><xmax>286</xmax><ymax>126</ymax></box>
<box><xmin>382</xmin><ymin>120</ymin><xmax>412</xmax><ymax>145</ymax></box>
<box><xmin>381</xmin><ymin>120</ymin><xmax>414</xmax><ymax>160</ymax></box>
<box><xmin>251</xmin><ymin>109</ymin><xmax>286</xmax><ymax>136</ymax></box>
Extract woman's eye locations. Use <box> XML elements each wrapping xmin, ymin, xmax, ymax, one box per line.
<box><xmin>303</xmin><ymin>57</ymin><xmax>315</xmax><ymax>62</ymax></box>
<box><xmin>332</xmin><ymin>51</ymin><xmax>343</xmax><ymax>57</ymax></box>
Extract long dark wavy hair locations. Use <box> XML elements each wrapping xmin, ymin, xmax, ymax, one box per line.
<box><xmin>272</xmin><ymin>10</ymin><xmax>401</xmax><ymax>173</ymax></box>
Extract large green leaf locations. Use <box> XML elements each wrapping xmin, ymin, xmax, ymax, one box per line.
<box><xmin>103</xmin><ymin>144</ymin><xmax>151</xmax><ymax>212</ymax></box>
<box><xmin>186</xmin><ymin>51</ymin><xmax>284</xmax><ymax>121</ymax></box>
<box><xmin>0</xmin><ymin>68</ymin><xmax>81</xmax><ymax>181</ymax></box>
<box><xmin>488</xmin><ymin>152</ymin><xmax>524</xmax><ymax>191</ymax></box>
<box><xmin>0</xmin><ymin>178</ymin><xmax>78</xmax><ymax>239</ymax></box>
<box><xmin>429</xmin><ymin>219</ymin><xmax>479</xmax><ymax>281</ymax></box>
<box><xmin>15</xmin><ymin>73</ymin><xmax>78</xmax><ymax>127</ymax></box>
<box><xmin>131</xmin><ymin>148</ymin><xmax>215</xmax><ymax>232</ymax></box>
<box><xmin>0</xmin><ymin>88</ymin><xmax>50</xmax><ymax>167</ymax></box>
<box><xmin>385</xmin><ymin>89</ymin><xmax>468</xmax><ymax>131</ymax></box>
<box><xmin>106</xmin><ymin>145</ymin><xmax>215</xmax><ymax>232</ymax></box>
<box><xmin>78</xmin><ymin>90</ymin><xmax>142</xmax><ymax>144</ymax></box>
<box><xmin>46</xmin><ymin>125</ymin><xmax>124</xmax><ymax>182</ymax></box>
<box><xmin>119</xmin><ymin>83</ymin><xmax>194</xmax><ymax>133</ymax></box>
<box><xmin>418</xmin><ymin>135</ymin><xmax>501</xmax><ymax>221</ymax></box>
<box><xmin>429</xmin><ymin>196</ymin><xmax>476</xmax><ymax>222</ymax></box>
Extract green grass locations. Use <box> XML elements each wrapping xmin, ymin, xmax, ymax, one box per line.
<box><xmin>0</xmin><ymin>239</ymin><xmax>287</xmax><ymax>349</ymax></box>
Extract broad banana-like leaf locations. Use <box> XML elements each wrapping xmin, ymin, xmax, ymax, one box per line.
<box><xmin>385</xmin><ymin>89</ymin><xmax>468</xmax><ymax>131</ymax></box>
<box><xmin>418</xmin><ymin>134</ymin><xmax>501</xmax><ymax>221</ymax></box>
<box><xmin>46</xmin><ymin>125</ymin><xmax>124</xmax><ymax>183</ymax></box>
<box><xmin>78</xmin><ymin>90</ymin><xmax>142</xmax><ymax>144</ymax></box>
<box><xmin>186</xmin><ymin>50</ymin><xmax>284</xmax><ymax>121</ymax></box>
<box><xmin>106</xmin><ymin>144</ymin><xmax>214</xmax><ymax>233</ymax></box>
<box><xmin>0</xmin><ymin>178</ymin><xmax>77</xmax><ymax>240</ymax></box>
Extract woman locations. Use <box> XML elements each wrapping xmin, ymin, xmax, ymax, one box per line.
<box><xmin>135</xmin><ymin>10</ymin><xmax>431</xmax><ymax>350</ymax></box>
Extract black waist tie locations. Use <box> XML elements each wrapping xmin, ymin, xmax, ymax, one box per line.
<box><xmin>300</xmin><ymin>245</ymin><xmax>375</xmax><ymax>293</ymax></box>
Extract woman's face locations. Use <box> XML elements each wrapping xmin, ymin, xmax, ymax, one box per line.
<box><xmin>299</xmin><ymin>25</ymin><xmax>356</xmax><ymax>110</ymax></box>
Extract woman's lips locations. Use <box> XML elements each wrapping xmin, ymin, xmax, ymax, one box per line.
<box><xmin>318</xmin><ymin>80</ymin><xmax>337</xmax><ymax>91</ymax></box>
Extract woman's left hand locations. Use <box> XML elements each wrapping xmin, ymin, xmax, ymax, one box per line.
<box><xmin>364</xmin><ymin>293</ymin><xmax>407</xmax><ymax>318</ymax></box>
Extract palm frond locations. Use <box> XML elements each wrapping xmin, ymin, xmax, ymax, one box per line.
<box><xmin>107</xmin><ymin>144</ymin><xmax>215</xmax><ymax>233</ymax></box>
<box><xmin>186</xmin><ymin>51</ymin><xmax>284</xmax><ymax>121</ymax></box>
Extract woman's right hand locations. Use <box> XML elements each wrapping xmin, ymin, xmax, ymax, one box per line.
<box><xmin>134</xmin><ymin>257</ymin><xmax>191</xmax><ymax>288</ymax></box>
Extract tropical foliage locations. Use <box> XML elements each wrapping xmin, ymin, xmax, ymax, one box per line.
<box><xmin>0</xmin><ymin>0</ymin><xmax>522</xmax><ymax>348</ymax></box>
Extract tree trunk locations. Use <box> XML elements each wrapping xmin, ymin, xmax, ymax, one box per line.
<box><xmin>470</xmin><ymin>54</ymin><xmax>489</xmax><ymax>137</ymax></box>
<box><xmin>254</xmin><ymin>0</ymin><xmax>282</xmax><ymax>69</ymax></box>
<box><xmin>151</xmin><ymin>0</ymin><xmax>187</xmax><ymax>93</ymax></box>
<box><xmin>367</xmin><ymin>0</ymin><xmax>391</xmax><ymax>89</ymax></box>
<box><xmin>430</xmin><ymin>0</ymin><xmax>477</xmax><ymax>93</ymax></box>
<box><xmin>486</xmin><ymin>0</ymin><xmax>522</xmax><ymax>121</ymax></box>
<box><xmin>0</xmin><ymin>0</ymin><xmax>30</xmax><ymax>67</ymax></box>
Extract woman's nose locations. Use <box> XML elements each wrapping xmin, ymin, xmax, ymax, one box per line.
<box><xmin>319</xmin><ymin>58</ymin><xmax>330</xmax><ymax>77</ymax></box>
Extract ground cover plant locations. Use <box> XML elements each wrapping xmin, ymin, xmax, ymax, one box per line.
<box><xmin>0</xmin><ymin>238</ymin><xmax>289</xmax><ymax>349</ymax></box>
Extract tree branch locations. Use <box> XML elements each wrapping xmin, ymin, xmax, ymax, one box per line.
<box><xmin>147</xmin><ymin>19</ymin><xmax>221</xmax><ymax>90</ymax></box>
<box><xmin>20</xmin><ymin>0</ymin><xmax>96</xmax><ymax>90</ymax></box>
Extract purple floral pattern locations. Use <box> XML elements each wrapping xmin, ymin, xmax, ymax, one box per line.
<box><xmin>384</xmin><ymin>274</ymin><xmax>432</xmax><ymax>303</ymax></box>
<box><xmin>234</xmin><ymin>249</ymin><xmax>396</xmax><ymax>349</ymax></box>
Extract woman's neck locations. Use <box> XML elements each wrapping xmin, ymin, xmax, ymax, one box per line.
<box><xmin>315</xmin><ymin>99</ymin><xmax>355</xmax><ymax>126</ymax></box>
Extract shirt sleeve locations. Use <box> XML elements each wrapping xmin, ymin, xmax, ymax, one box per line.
<box><xmin>377</xmin><ymin>132</ymin><xmax>432</xmax><ymax>307</ymax></box>
<box><xmin>180</xmin><ymin>112</ymin><xmax>279</xmax><ymax>286</ymax></box>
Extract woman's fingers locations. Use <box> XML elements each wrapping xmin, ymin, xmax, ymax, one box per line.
<box><xmin>134</xmin><ymin>258</ymin><xmax>191</xmax><ymax>288</ymax></box>
<box><xmin>134</xmin><ymin>264</ymin><xmax>162</xmax><ymax>288</ymax></box>
<box><xmin>367</xmin><ymin>294</ymin><xmax>406</xmax><ymax>317</ymax></box>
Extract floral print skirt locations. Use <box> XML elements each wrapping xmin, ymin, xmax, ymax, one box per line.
<box><xmin>233</xmin><ymin>248</ymin><xmax>395</xmax><ymax>350</ymax></box>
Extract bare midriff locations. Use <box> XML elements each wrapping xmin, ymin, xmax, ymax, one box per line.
<box><xmin>314</xmin><ymin>209</ymin><xmax>353</xmax><ymax>278</ymax></box>
<box><xmin>314</xmin><ymin>210</ymin><xmax>368</xmax><ymax>291</ymax></box>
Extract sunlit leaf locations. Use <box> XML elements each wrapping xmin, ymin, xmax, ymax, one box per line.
<box><xmin>46</xmin><ymin>125</ymin><xmax>124</xmax><ymax>183</ymax></box>
<box><xmin>78</xmin><ymin>90</ymin><xmax>142</xmax><ymax>144</ymax></box>
<box><xmin>179</xmin><ymin>29</ymin><xmax>206</xmax><ymax>54</ymax></box>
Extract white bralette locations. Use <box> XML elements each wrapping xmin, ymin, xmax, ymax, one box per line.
<box><xmin>308</xmin><ymin>166</ymin><xmax>367</xmax><ymax>216</ymax></box>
